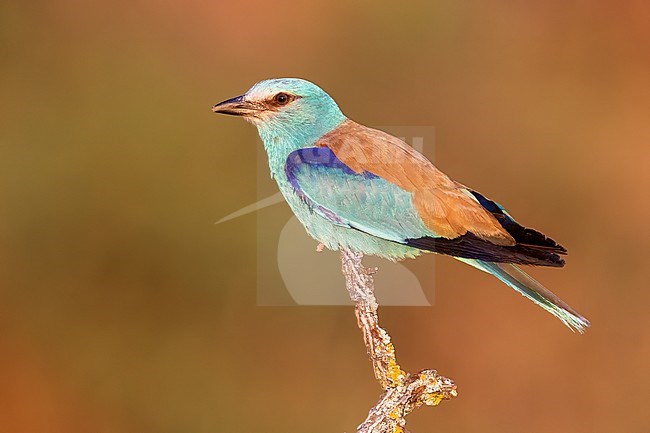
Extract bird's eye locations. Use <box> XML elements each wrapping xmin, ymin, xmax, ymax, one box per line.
<box><xmin>273</xmin><ymin>92</ymin><xmax>291</xmax><ymax>106</ymax></box>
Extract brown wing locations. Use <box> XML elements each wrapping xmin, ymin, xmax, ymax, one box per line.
<box><xmin>315</xmin><ymin>120</ymin><xmax>515</xmax><ymax>245</ymax></box>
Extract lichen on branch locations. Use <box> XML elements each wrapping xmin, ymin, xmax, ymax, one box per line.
<box><xmin>340</xmin><ymin>248</ymin><xmax>457</xmax><ymax>433</ymax></box>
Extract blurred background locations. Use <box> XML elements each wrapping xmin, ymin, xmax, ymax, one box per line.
<box><xmin>1</xmin><ymin>1</ymin><xmax>649</xmax><ymax>432</ymax></box>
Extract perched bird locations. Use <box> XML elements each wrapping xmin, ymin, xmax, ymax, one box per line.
<box><xmin>212</xmin><ymin>78</ymin><xmax>589</xmax><ymax>332</ymax></box>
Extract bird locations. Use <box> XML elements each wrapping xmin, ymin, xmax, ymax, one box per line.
<box><xmin>212</xmin><ymin>78</ymin><xmax>589</xmax><ymax>333</ymax></box>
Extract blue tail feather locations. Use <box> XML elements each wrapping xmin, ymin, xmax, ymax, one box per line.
<box><xmin>468</xmin><ymin>260</ymin><xmax>590</xmax><ymax>333</ymax></box>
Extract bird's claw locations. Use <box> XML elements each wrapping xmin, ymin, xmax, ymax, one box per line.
<box><xmin>365</xmin><ymin>266</ymin><xmax>379</xmax><ymax>275</ymax></box>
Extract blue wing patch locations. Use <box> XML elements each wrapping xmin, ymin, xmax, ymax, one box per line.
<box><xmin>284</xmin><ymin>147</ymin><xmax>434</xmax><ymax>242</ymax></box>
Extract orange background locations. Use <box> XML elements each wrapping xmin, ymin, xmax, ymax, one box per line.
<box><xmin>1</xmin><ymin>1</ymin><xmax>649</xmax><ymax>432</ymax></box>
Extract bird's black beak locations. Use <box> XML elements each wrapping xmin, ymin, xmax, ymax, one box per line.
<box><xmin>212</xmin><ymin>94</ymin><xmax>259</xmax><ymax>116</ymax></box>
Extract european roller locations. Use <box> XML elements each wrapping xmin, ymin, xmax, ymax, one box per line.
<box><xmin>212</xmin><ymin>78</ymin><xmax>589</xmax><ymax>333</ymax></box>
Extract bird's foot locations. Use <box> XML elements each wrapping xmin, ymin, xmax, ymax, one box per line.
<box><xmin>365</xmin><ymin>266</ymin><xmax>379</xmax><ymax>275</ymax></box>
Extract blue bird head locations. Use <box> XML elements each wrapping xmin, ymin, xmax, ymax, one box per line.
<box><xmin>213</xmin><ymin>78</ymin><xmax>347</xmax><ymax>147</ymax></box>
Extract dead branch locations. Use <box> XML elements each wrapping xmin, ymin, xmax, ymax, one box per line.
<box><xmin>340</xmin><ymin>248</ymin><xmax>457</xmax><ymax>433</ymax></box>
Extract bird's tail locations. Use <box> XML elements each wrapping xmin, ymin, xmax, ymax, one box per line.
<box><xmin>468</xmin><ymin>260</ymin><xmax>590</xmax><ymax>333</ymax></box>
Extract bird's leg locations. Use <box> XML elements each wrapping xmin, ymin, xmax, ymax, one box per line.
<box><xmin>339</xmin><ymin>248</ymin><xmax>457</xmax><ymax>433</ymax></box>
